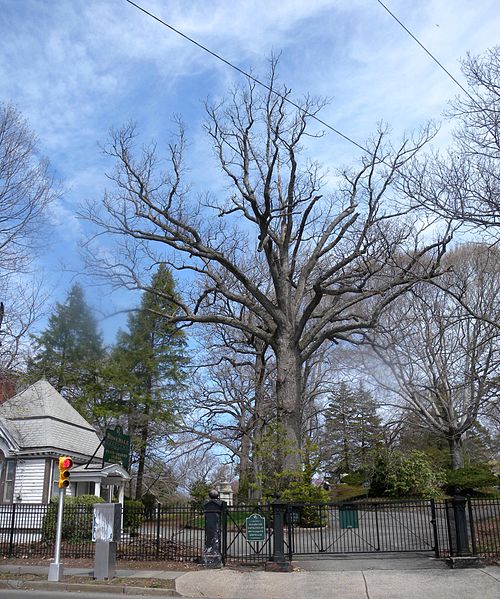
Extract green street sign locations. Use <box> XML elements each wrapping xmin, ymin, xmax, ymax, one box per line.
<box><xmin>103</xmin><ymin>426</ymin><xmax>130</xmax><ymax>470</ymax></box>
<box><xmin>246</xmin><ymin>513</ymin><xmax>266</xmax><ymax>542</ymax></box>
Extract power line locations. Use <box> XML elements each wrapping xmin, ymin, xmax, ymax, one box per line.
<box><xmin>123</xmin><ymin>0</ymin><xmax>369</xmax><ymax>154</ymax></box>
<box><xmin>375</xmin><ymin>0</ymin><xmax>477</xmax><ymax>105</ymax></box>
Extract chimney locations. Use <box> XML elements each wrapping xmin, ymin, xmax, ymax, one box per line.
<box><xmin>0</xmin><ymin>373</ymin><xmax>17</xmax><ymax>403</ymax></box>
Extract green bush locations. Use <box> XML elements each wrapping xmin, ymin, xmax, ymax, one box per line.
<box><xmin>123</xmin><ymin>500</ymin><xmax>144</xmax><ymax>535</ymax></box>
<box><xmin>42</xmin><ymin>494</ymin><xmax>105</xmax><ymax>543</ymax></box>
<box><xmin>445</xmin><ymin>464</ymin><xmax>498</xmax><ymax>495</ymax></box>
<box><xmin>189</xmin><ymin>480</ymin><xmax>212</xmax><ymax>511</ymax></box>
<box><xmin>368</xmin><ymin>449</ymin><xmax>445</xmax><ymax>498</ymax></box>
<box><xmin>386</xmin><ymin>451</ymin><xmax>445</xmax><ymax>498</ymax></box>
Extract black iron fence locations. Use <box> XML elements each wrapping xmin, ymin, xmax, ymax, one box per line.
<box><xmin>0</xmin><ymin>497</ymin><xmax>498</xmax><ymax>563</ymax></box>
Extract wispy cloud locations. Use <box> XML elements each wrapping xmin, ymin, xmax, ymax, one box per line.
<box><xmin>1</xmin><ymin>0</ymin><xmax>499</xmax><ymax>339</ymax></box>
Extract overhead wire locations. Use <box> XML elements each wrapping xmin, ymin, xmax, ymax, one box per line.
<box><xmin>123</xmin><ymin>0</ymin><xmax>476</xmax><ymax>161</ymax></box>
<box><xmin>123</xmin><ymin>0</ymin><xmax>369</xmax><ymax>154</ymax></box>
<box><xmin>375</xmin><ymin>0</ymin><xmax>478</xmax><ymax>106</ymax></box>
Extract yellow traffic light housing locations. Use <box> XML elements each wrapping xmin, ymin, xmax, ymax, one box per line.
<box><xmin>58</xmin><ymin>456</ymin><xmax>73</xmax><ymax>489</ymax></box>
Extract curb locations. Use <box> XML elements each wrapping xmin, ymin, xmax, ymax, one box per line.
<box><xmin>0</xmin><ymin>579</ymin><xmax>180</xmax><ymax>596</ymax></box>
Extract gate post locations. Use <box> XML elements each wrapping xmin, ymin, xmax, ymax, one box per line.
<box><xmin>430</xmin><ymin>499</ymin><xmax>440</xmax><ymax>558</ymax></box>
<box><xmin>448</xmin><ymin>495</ymin><xmax>471</xmax><ymax>557</ymax></box>
<box><xmin>202</xmin><ymin>490</ymin><xmax>224</xmax><ymax>568</ymax></box>
<box><xmin>271</xmin><ymin>502</ymin><xmax>290</xmax><ymax>570</ymax></box>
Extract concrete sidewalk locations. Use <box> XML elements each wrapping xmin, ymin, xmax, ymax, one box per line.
<box><xmin>175</xmin><ymin>567</ymin><xmax>500</xmax><ymax>599</ymax></box>
<box><xmin>0</xmin><ymin>559</ymin><xmax>499</xmax><ymax>599</ymax></box>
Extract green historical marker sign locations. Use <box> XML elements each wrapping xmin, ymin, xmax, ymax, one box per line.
<box><xmin>246</xmin><ymin>513</ymin><xmax>266</xmax><ymax>542</ymax></box>
<box><xmin>103</xmin><ymin>426</ymin><xmax>130</xmax><ymax>470</ymax></box>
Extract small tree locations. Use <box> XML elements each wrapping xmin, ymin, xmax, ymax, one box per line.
<box><xmin>252</xmin><ymin>424</ymin><xmax>328</xmax><ymax>519</ymax></box>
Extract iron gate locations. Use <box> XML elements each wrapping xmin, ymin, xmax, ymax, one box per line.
<box><xmin>284</xmin><ymin>500</ymin><xmax>439</xmax><ymax>557</ymax></box>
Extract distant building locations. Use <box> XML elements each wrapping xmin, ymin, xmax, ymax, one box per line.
<box><xmin>0</xmin><ymin>379</ymin><xmax>129</xmax><ymax>504</ymax></box>
<box><xmin>215</xmin><ymin>481</ymin><xmax>234</xmax><ymax>506</ymax></box>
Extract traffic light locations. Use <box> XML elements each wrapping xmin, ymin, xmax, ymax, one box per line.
<box><xmin>58</xmin><ymin>456</ymin><xmax>73</xmax><ymax>489</ymax></box>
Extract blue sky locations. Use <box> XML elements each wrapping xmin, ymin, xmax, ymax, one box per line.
<box><xmin>1</xmin><ymin>0</ymin><xmax>499</xmax><ymax>344</ymax></box>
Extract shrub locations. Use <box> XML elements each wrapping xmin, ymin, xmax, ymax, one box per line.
<box><xmin>42</xmin><ymin>494</ymin><xmax>105</xmax><ymax>543</ymax></box>
<box><xmin>123</xmin><ymin>500</ymin><xmax>144</xmax><ymax>535</ymax></box>
<box><xmin>368</xmin><ymin>449</ymin><xmax>445</xmax><ymax>498</ymax></box>
<box><xmin>385</xmin><ymin>451</ymin><xmax>445</xmax><ymax>498</ymax></box>
<box><xmin>445</xmin><ymin>464</ymin><xmax>498</xmax><ymax>495</ymax></box>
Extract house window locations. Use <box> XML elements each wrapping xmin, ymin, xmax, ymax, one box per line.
<box><xmin>0</xmin><ymin>451</ymin><xmax>15</xmax><ymax>503</ymax></box>
<box><xmin>3</xmin><ymin>461</ymin><xmax>15</xmax><ymax>503</ymax></box>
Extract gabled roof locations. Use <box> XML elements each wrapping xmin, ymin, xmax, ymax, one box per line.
<box><xmin>0</xmin><ymin>380</ymin><xmax>103</xmax><ymax>461</ymax></box>
<box><xmin>71</xmin><ymin>462</ymin><xmax>130</xmax><ymax>481</ymax></box>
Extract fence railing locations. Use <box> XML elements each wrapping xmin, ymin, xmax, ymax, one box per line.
<box><xmin>0</xmin><ymin>497</ymin><xmax>498</xmax><ymax>562</ymax></box>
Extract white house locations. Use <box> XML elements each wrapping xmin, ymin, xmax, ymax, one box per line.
<box><xmin>0</xmin><ymin>379</ymin><xmax>130</xmax><ymax>504</ymax></box>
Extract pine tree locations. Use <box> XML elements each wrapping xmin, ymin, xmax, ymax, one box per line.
<box><xmin>323</xmin><ymin>381</ymin><xmax>382</xmax><ymax>479</ymax></box>
<box><xmin>28</xmin><ymin>284</ymin><xmax>106</xmax><ymax>419</ymax></box>
<box><xmin>107</xmin><ymin>265</ymin><xmax>187</xmax><ymax>499</ymax></box>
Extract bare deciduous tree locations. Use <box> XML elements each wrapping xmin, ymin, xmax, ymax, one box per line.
<box><xmin>84</xmin><ymin>64</ymin><xmax>452</xmax><ymax>467</ymax></box>
<box><xmin>403</xmin><ymin>47</ymin><xmax>499</xmax><ymax>230</ymax></box>
<box><xmin>0</xmin><ymin>103</ymin><xmax>57</xmax><ymax>370</ymax></box>
<box><xmin>0</xmin><ymin>103</ymin><xmax>56</xmax><ymax>276</ymax></box>
<box><xmin>364</xmin><ymin>243</ymin><xmax>500</xmax><ymax>469</ymax></box>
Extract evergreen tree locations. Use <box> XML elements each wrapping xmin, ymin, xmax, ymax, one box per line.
<box><xmin>323</xmin><ymin>381</ymin><xmax>382</xmax><ymax>479</ymax></box>
<box><xmin>28</xmin><ymin>284</ymin><xmax>105</xmax><ymax>419</ymax></box>
<box><xmin>107</xmin><ymin>265</ymin><xmax>187</xmax><ymax>499</ymax></box>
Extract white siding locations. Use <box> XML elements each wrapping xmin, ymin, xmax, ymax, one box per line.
<box><xmin>14</xmin><ymin>459</ymin><xmax>45</xmax><ymax>504</ymax></box>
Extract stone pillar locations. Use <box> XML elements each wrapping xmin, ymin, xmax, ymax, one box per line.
<box><xmin>202</xmin><ymin>490</ymin><xmax>224</xmax><ymax>568</ymax></box>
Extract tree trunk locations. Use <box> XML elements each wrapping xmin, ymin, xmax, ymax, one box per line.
<box><xmin>250</xmin><ymin>339</ymin><xmax>268</xmax><ymax>502</ymax></box>
<box><xmin>135</xmin><ymin>398</ymin><xmax>151</xmax><ymax>500</ymax></box>
<box><xmin>239</xmin><ymin>428</ymin><xmax>252</xmax><ymax>503</ymax></box>
<box><xmin>275</xmin><ymin>336</ymin><xmax>302</xmax><ymax>472</ymax></box>
<box><xmin>448</xmin><ymin>434</ymin><xmax>464</xmax><ymax>470</ymax></box>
